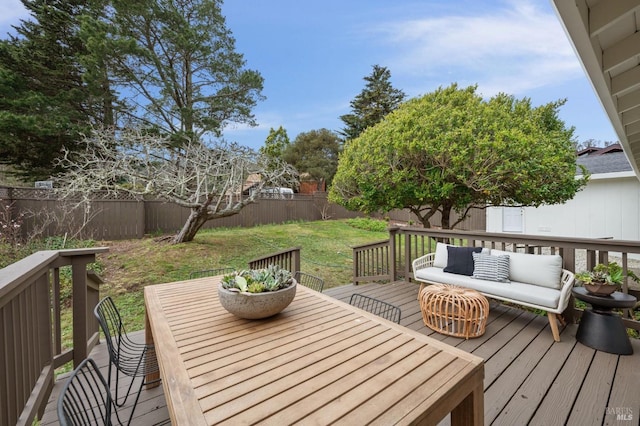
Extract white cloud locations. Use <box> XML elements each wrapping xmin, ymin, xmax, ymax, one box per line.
<box><xmin>370</xmin><ymin>0</ymin><xmax>581</xmax><ymax>97</ymax></box>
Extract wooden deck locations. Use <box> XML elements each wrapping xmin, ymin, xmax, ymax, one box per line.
<box><xmin>41</xmin><ymin>280</ymin><xmax>640</xmax><ymax>425</ymax></box>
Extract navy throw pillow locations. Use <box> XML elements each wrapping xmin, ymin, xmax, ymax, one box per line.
<box><xmin>444</xmin><ymin>246</ymin><xmax>482</xmax><ymax>276</ymax></box>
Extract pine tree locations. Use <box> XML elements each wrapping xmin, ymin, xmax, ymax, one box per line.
<box><xmin>339</xmin><ymin>65</ymin><xmax>406</xmax><ymax>141</ymax></box>
<box><xmin>0</xmin><ymin>0</ymin><xmax>108</xmax><ymax>181</ymax></box>
<box><xmin>82</xmin><ymin>0</ymin><xmax>264</xmax><ymax>142</ymax></box>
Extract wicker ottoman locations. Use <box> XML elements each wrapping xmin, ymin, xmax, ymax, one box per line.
<box><xmin>419</xmin><ymin>284</ymin><xmax>489</xmax><ymax>339</ymax></box>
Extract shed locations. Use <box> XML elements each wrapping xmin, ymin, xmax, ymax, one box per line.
<box><xmin>486</xmin><ymin>146</ymin><xmax>640</xmax><ymax>240</ymax></box>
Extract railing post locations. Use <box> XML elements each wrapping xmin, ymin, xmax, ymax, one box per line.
<box><xmin>293</xmin><ymin>248</ymin><xmax>301</xmax><ymax>275</ymax></box>
<box><xmin>404</xmin><ymin>230</ymin><xmax>412</xmax><ymax>282</ymax></box>
<box><xmin>53</xmin><ymin>268</ymin><xmax>62</xmax><ymax>356</ymax></box>
<box><xmin>72</xmin><ymin>257</ymin><xmax>88</xmax><ymax>368</ymax></box>
<box><xmin>561</xmin><ymin>247</ymin><xmax>577</xmax><ymax>323</ymax></box>
<box><xmin>586</xmin><ymin>250</ymin><xmax>596</xmax><ymax>271</ymax></box>
<box><xmin>86</xmin><ymin>271</ymin><xmax>102</xmax><ymax>350</ymax></box>
<box><xmin>352</xmin><ymin>247</ymin><xmax>359</xmax><ymax>285</ymax></box>
<box><xmin>389</xmin><ymin>227</ymin><xmax>398</xmax><ymax>282</ymax></box>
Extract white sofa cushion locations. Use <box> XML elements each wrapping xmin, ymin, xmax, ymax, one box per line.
<box><xmin>415</xmin><ymin>267</ymin><xmax>560</xmax><ymax>309</ymax></box>
<box><xmin>490</xmin><ymin>250</ymin><xmax>562</xmax><ymax>290</ymax></box>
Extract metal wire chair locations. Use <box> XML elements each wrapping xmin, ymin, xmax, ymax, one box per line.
<box><xmin>57</xmin><ymin>357</ymin><xmax>121</xmax><ymax>426</ymax></box>
<box><xmin>94</xmin><ymin>296</ymin><xmax>160</xmax><ymax>425</ymax></box>
<box><xmin>294</xmin><ymin>271</ymin><xmax>325</xmax><ymax>292</ymax></box>
<box><xmin>349</xmin><ymin>293</ymin><xmax>402</xmax><ymax>324</ymax></box>
<box><xmin>189</xmin><ymin>267</ymin><xmax>235</xmax><ymax>279</ymax></box>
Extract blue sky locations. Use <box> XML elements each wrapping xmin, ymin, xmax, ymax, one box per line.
<box><xmin>0</xmin><ymin>0</ymin><xmax>619</xmax><ymax>151</ymax></box>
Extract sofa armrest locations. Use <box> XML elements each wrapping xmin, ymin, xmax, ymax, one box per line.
<box><xmin>412</xmin><ymin>253</ymin><xmax>436</xmax><ymax>273</ymax></box>
<box><xmin>553</xmin><ymin>269</ymin><xmax>575</xmax><ymax>313</ymax></box>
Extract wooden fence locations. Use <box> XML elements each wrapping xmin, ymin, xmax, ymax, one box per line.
<box><xmin>1</xmin><ymin>187</ymin><xmax>486</xmax><ymax>241</ymax></box>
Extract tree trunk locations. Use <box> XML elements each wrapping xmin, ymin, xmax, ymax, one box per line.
<box><xmin>420</xmin><ymin>217</ymin><xmax>432</xmax><ymax>228</ymax></box>
<box><xmin>412</xmin><ymin>206</ymin><xmax>436</xmax><ymax>228</ymax></box>
<box><xmin>172</xmin><ymin>208</ymin><xmax>209</xmax><ymax>243</ymax></box>
<box><xmin>441</xmin><ymin>204</ymin><xmax>452</xmax><ymax>229</ymax></box>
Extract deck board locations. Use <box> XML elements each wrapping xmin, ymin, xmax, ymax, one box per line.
<box><xmin>483</xmin><ymin>315</ymin><xmax>554</xmax><ymax>424</ymax></box>
<box><xmin>530</xmin><ymin>339</ymin><xmax>596</xmax><ymax>425</ymax></box>
<box><xmin>567</xmin><ymin>350</ymin><xmax>619</xmax><ymax>425</ymax></box>
<box><xmin>41</xmin><ymin>280</ymin><xmax>640</xmax><ymax>425</ymax></box>
<box><xmin>605</xmin><ymin>347</ymin><xmax>640</xmax><ymax>425</ymax></box>
<box><xmin>494</xmin><ymin>334</ymin><xmax>576</xmax><ymax>425</ymax></box>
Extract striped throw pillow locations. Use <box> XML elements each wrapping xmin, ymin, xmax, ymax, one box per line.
<box><xmin>472</xmin><ymin>252</ymin><xmax>510</xmax><ymax>282</ymax></box>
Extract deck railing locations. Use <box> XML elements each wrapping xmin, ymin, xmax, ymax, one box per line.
<box><xmin>248</xmin><ymin>247</ymin><xmax>301</xmax><ymax>275</ymax></box>
<box><xmin>353</xmin><ymin>227</ymin><xmax>640</xmax><ymax>329</ymax></box>
<box><xmin>352</xmin><ymin>240</ymin><xmax>391</xmax><ymax>284</ymax></box>
<box><xmin>0</xmin><ymin>247</ymin><xmax>108</xmax><ymax>426</ymax></box>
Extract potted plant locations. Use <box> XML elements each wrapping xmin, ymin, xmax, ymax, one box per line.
<box><xmin>575</xmin><ymin>262</ymin><xmax>638</xmax><ymax>296</ymax></box>
<box><xmin>218</xmin><ymin>265</ymin><xmax>297</xmax><ymax>319</ymax></box>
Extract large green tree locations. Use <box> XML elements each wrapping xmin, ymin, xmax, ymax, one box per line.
<box><xmin>82</xmin><ymin>0</ymin><xmax>264</xmax><ymax>142</ymax></box>
<box><xmin>339</xmin><ymin>65</ymin><xmax>406</xmax><ymax>141</ymax></box>
<box><xmin>284</xmin><ymin>129</ymin><xmax>341</xmax><ymax>190</ymax></box>
<box><xmin>330</xmin><ymin>84</ymin><xmax>588</xmax><ymax>229</ymax></box>
<box><xmin>0</xmin><ymin>0</ymin><xmax>107</xmax><ymax>180</ymax></box>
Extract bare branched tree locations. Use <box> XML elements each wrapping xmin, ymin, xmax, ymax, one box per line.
<box><xmin>55</xmin><ymin>128</ymin><xmax>297</xmax><ymax>243</ymax></box>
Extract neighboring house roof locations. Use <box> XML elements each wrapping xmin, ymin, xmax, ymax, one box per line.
<box><xmin>576</xmin><ymin>147</ymin><xmax>601</xmax><ymax>156</ymax></box>
<box><xmin>553</xmin><ymin>1</ymin><xmax>640</xmax><ymax>179</ymax></box>
<box><xmin>595</xmin><ymin>144</ymin><xmax>624</xmax><ymax>155</ymax></box>
<box><xmin>242</xmin><ymin>173</ymin><xmax>261</xmax><ymax>191</ymax></box>
<box><xmin>576</xmin><ymin>145</ymin><xmax>633</xmax><ymax>175</ymax></box>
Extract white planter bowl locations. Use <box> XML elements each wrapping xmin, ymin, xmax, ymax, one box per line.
<box><xmin>218</xmin><ymin>280</ymin><xmax>297</xmax><ymax>319</ymax></box>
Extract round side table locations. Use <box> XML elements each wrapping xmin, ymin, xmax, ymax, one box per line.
<box><xmin>419</xmin><ymin>284</ymin><xmax>489</xmax><ymax>339</ymax></box>
<box><xmin>572</xmin><ymin>287</ymin><xmax>636</xmax><ymax>355</ymax></box>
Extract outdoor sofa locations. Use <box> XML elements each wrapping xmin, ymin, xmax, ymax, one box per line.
<box><xmin>412</xmin><ymin>243</ymin><xmax>576</xmax><ymax>342</ymax></box>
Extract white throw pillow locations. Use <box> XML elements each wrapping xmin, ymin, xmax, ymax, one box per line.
<box><xmin>490</xmin><ymin>249</ymin><xmax>562</xmax><ymax>289</ymax></box>
<box><xmin>433</xmin><ymin>242</ymin><xmax>449</xmax><ymax>268</ymax></box>
<box><xmin>434</xmin><ymin>242</ymin><xmax>489</xmax><ymax>269</ymax></box>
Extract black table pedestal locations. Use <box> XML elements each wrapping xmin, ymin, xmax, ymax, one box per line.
<box><xmin>572</xmin><ymin>287</ymin><xmax>636</xmax><ymax>356</ymax></box>
<box><xmin>575</xmin><ymin>309</ymin><xmax>632</xmax><ymax>355</ymax></box>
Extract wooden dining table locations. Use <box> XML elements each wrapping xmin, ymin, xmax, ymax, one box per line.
<box><xmin>144</xmin><ymin>277</ymin><xmax>484</xmax><ymax>425</ymax></box>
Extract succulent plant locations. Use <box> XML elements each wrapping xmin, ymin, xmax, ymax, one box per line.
<box><xmin>221</xmin><ymin>265</ymin><xmax>293</xmax><ymax>293</ymax></box>
<box><xmin>575</xmin><ymin>262</ymin><xmax>639</xmax><ymax>286</ymax></box>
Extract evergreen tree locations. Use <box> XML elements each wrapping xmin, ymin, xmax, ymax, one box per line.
<box><xmin>339</xmin><ymin>65</ymin><xmax>406</xmax><ymax>141</ymax></box>
<box><xmin>0</xmin><ymin>0</ymin><xmax>108</xmax><ymax>181</ymax></box>
<box><xmin>81</xmin><ymin>0</ymin><xmax>264</xmax><ymax>142</ymax></box>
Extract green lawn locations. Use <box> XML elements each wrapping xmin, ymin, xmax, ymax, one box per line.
<box><xmin>91</xmin><ymin>219</ymin><xmax>389</xmax><ymax>334</ymax></box>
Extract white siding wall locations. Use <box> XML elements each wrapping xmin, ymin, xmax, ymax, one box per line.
<box><xmin>487</xmin><ymin>173</ymin><xmax>640</xmax><ymax>240</ymax></box>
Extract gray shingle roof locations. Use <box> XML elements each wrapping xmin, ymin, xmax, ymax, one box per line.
<box><xmin>576</xmin><ymin>151</ymin><xmax>632</xmax><ymax>174</ymax></box>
